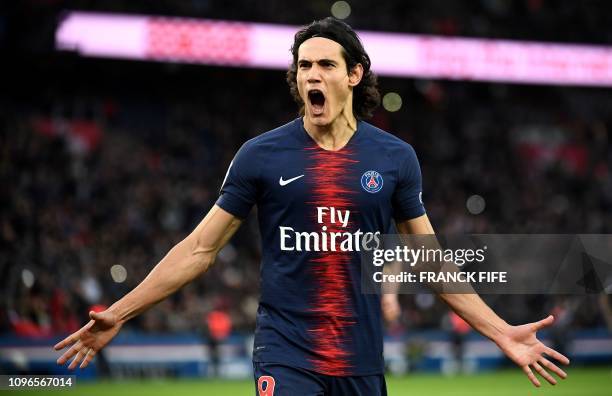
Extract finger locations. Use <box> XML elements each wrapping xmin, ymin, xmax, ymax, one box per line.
<box><xmin>522</xmin><ymin>365</ymin><xmax>541</xmax><ymax>387</ymax></box>
<box><xmin>57</xmin><ymin>341</ymin><xmax>83</xmax><ymax>365</ymax></box>
<box><xmin>532</xmin><ymin>362</ymin><xmax>557</xmax><ymax>385</ymax></box>
<box><xmin>80</xmin><ymin>348</ymin><xmax>97</xmax><ymax>369</ymax></box>
<box><xmin>532</xmin><ymin>315</ymin><xmax>554</xmax><ymax>331</ymax></box>
<box><xmin>68</xmin><ymin>347</ymin><xmax>89</xmax><ymax>370</ymax></box>
<box><xmin>54</xmin><ymin>334</ymin><xmax>77</xmax><ymax>351</ymax></box>
<box><xmin>540</xmin><ymin>356</ymin><xmax>567</xmax><ymax>379</ymax></box>
<box><xmin>544</xmin><ymin>346</ymin><xmax>570</xmax><ymax>365</ymax></box>
<box><xmin>54</xmin><ymin>321</ymin><xmax>94</xmax><ymax>350</ymax></box>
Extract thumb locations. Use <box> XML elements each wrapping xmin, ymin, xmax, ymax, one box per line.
<box><xmin>89</xmin><ymin>310</ymin><xmax>111</xmax><ymax>323</ymax></box>
<box><xmin>534</xmin><ymin>314</ymin><xmax>554</xmax><ymax>331</ymax></box>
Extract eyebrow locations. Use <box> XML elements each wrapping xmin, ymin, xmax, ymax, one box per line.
<box><xmin>297</xmin><ymin>58</ymin><xmax>338</xmax><ymax>65</ymax></box>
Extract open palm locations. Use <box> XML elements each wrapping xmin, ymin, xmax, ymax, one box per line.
<box><xmin>496</xmin><ymin>315</ymin><xmax>570</xmax><ymax>387</ymax></box>
<box><xmin>54</xmin><ymin>310</ymin><xmax>123</xmax><ymax>370</ymax></box>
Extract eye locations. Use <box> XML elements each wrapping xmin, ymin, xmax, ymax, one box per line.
<box><xmin>298</xmin><ymin>61</ymin><xmax>311</xmax><ymax>69</ymax></box>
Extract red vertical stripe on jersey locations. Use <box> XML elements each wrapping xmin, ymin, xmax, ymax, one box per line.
<box><xmin>305</xmin><ymin>145</ymin><xmax>358</xmax><ymax>376</ymax></box>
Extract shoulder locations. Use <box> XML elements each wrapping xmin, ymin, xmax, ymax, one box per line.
<box><xmin>359</xmin><ymin>121</ymin><xmax>418</xmax><ymax>159</ymax></box>
<box><xmin>241</xmin><ymin>119</ymin><xmax>300</xmax><ymax>152</ymax></box>
<box><xmin>232</xmin><ymin>120</ymin><xmax>299</xmax><ymax>173</ymax></box>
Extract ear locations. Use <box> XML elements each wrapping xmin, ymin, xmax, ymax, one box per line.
<box><xmin>348</xmin><ymin>63</ymin><xmax>364</xmax><ymax>87</ymax></box>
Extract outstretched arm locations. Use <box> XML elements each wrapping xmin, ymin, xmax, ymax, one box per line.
<box><xmin>55</xmin><ymin>204</ymin><xmax>242</xmax><ymax>369</ymax></box>
<box><xmin>396</xmin><ymin>214</ymin><xmax>570</xmax><ymax>387</ymax></box>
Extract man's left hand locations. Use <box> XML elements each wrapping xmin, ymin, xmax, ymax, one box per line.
<box><xmin>496</xmin><ymin>315</ymin><xmax>570</xmax><ymax>387</ymax></box>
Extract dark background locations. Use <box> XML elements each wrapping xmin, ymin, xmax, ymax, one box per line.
<box><xmin>1</xmin><ymin>0</ymin><xmax>611</xmax><ymax>340</ymax></box>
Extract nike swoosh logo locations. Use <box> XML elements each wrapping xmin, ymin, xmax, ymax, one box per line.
<box><xmin>279</xmin><ymin>174</ymin><xmax>304</xmax><ymax>186</ymax></box>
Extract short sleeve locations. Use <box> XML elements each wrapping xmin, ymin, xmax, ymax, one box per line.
<box><xmin>392</xmin><ymin>144</ymin><xmax>426</xmax><ymax>221</ymax></box>
<box><xmin>215</xmin><ymin>141</ymin><xmax>259</xmax><ymax>219</ymax></box>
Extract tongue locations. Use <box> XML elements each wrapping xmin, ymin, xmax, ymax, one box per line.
<box><xmin>312</xmin><ymin>103</ymin><xmax>324</xmax><ymax>115</ymax></box>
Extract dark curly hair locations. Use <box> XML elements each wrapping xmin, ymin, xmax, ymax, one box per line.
<box><xmin>286</xmin><ymin>17</ymin><xmax>380</xmax><ymax>120</ymax></box>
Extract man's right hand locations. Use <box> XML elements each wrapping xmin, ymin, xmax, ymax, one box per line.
<box><xmin>54</xmin><ymin>310</ymin><xmax>123</xmax><ymax>370</ymax></box>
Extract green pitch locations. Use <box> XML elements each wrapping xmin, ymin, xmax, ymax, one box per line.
<box><xmin>18</xmin><ymin>368</ymin><xmax>611</xmax><ymax>395</ymax></box>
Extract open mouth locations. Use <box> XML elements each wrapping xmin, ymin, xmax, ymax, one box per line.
<box><xmin>307</xmin><ymin>89</ymin><xmax>325</xmax><ymax>115</ymax></box>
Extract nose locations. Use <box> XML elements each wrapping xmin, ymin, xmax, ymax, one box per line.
<box><xmin>306</xmin><ymin>64</ymin><xmax>322</xmax><ymax>83</ymax></box>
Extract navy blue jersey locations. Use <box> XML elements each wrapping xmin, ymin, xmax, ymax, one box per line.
<box><xmin>216</xmin><ymin>118</ymin><xmax>425</xmax><ymax>376</ymax></box>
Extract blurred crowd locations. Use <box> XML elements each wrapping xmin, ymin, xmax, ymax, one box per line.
<box><xmin>2</xmin><ymin>76</ymin><xmax>611</xmax><ymax>338</ymax></box>
<box><xmin>1</xmin><ymin>0</ymin><xmax>612</xmax><ymax>339</ymax></box>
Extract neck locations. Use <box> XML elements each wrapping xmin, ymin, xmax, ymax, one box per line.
<box><xmin>303</xmin><ymin>108</ymin><xmax>358</xmax><ymax>151</ymax></box>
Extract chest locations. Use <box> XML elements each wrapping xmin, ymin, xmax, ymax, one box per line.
<box><xmin>259</xmin><ymin>147</ymin><xmax>398</xmax><ymax>212</ymax></box>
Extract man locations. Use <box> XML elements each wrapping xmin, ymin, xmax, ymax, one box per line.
<box><xmin>55</xmin><ymin>17</ymin><xmax>570</xmax><ymax>395</ymax></box>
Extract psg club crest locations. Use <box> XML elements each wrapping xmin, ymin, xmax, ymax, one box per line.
<box><xmin>361</xmin><ymin>170</ymin><xmax>383</xmax><ymax>193</ymax></box>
